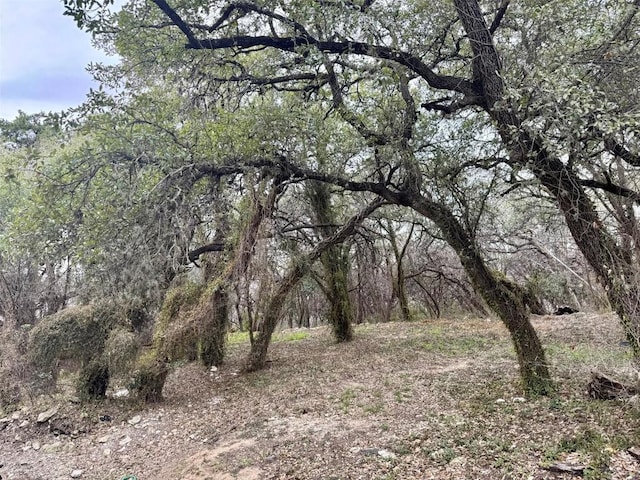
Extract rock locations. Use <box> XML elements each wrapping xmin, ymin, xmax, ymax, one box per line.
<box><xmin>512</xmin><ymin>397</ymin><xmax>526</xmax><ymax>403</ymax></box>
<box><xmin>103</xmin><ymin>448</ymin><xmax>112</xmax><ymax>456</ymax></box>
<box><xmin>70</xmin><ymin>469</ymin><xmax>83</xmax><ymax>478</ymax></box>
<box><xmin>119</xmin><ymin>436</ymin><xmax>132</xmax><ymax>447</ymax></box>
<box><xmin>628</xmin><ymin>446</ymin><xmax>640</xmax><ymax>460</ymax></box>
<box><xmin>360</xmin><ymin>448</ymin><xmax>379</xmax><ymax>456</ymax></box>
<box><xmin>99</xmin><ymin>414</ymin><xmax>112</xmax><ymax>422</ymax></box>
<box><xmin>97</xmin><ymin>435</ymin><xmax>110</xmax><ymax>443</ymax></box>
<box><xmin>19</xmin><ymin>420</ymin><xmax>29</xmax><ymax>428</ymax></box>
<box><xmin>113</xmin><ymin>389</ymin><xmax>129</xmax><ymax>398</ymax></box>
<box><xmin>128</xmin><ymin>415</ymin><xmax>142</xmax><ymax>425</ymax></box>
<box><xmin>32</xmin><ymin>441</ymin><xmax>41</xmax><ymax>451</ymax></box>
<box><xmin>37</xmin><ymin>406</ymin><xmax>59</xmax><ymax>424</ymax></box>
<box><xmin>495</xmin><ymin>398</ymin><xmax>506</xmax><ymax>404</ymax></box>
<box><xmin>378</xmin><ymin>449</ymin><xmax>397</xmax><ymax>460</ymax></box>
<box><xmin>41</xmin><ymin>441</ymin><xmax>63</xmax><ymax>453</ymax></box>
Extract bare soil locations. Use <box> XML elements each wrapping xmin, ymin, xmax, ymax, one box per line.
<box><xmin>2</xmin><ymin>313</ymin><xmax>640</xmax><ymax>480</ymax></box>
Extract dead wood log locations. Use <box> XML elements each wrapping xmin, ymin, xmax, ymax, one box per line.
<box><xmin>587</xmin><ymin>371</ymin><xmax>640</xmax><ymax>400</ymax></box>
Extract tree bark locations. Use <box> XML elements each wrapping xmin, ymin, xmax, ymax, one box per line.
<box><xmin>244</xmin><ymin>199</ymin><xmax>383</xmax><ymax>372</ymax></box>
<box><xmin>386</xmin><ymin>220</ymin><xmax>413</xmax><ymax>322</ymax></box>
<box><xmin>307</xmin><ymin>180</ymin><xmax>355</xmax><ymax>342</ymax></box>
<box><xmin>407</xmin><ymin>194</ymin><xmax>554</xmax><ymax>395</ymax></box>
<box><xmin>453</xmin><ymin>0</ymin><xmax>640</xmax><ymax>360</ymax></box>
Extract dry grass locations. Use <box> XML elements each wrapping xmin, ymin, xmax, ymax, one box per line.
<box><xmin>2</xmin><ymin>312</ymin><xmax>640</xmax><ymax>479</ymax></box>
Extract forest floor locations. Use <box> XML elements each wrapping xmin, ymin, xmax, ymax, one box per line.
<box><xmin>2</xmin><ymin>313</ymin><xmax>640</xmax><ymax>480</ymax></box>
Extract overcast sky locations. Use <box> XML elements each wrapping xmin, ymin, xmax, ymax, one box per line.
<box><xmin>0</xmin><ymin>0</ymin><xmax>118</xmax><ymax>120</ymax></box>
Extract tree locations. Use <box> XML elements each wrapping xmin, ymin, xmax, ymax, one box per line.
<box><xmin>123</xmin><ymin>0</ymin><xmax>640</xmax><ymax>371</ymax></box>
<box><xmin>58</xmin><ymin>0</ymin><xmax>563</xmax><ymax>394</ymax></box>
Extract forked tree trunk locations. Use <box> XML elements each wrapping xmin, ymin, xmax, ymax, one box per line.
<box><xmin>245</xmin><ymin>199</ymin><xmax>383</xmax><ymax>372</ymax></box>
<box><xmin>321</xmin><ymin>246</ymin><xmax>355</xmax><ymax>342</ymax></box>
<box><xmin>386</xmin><ymin>220</ymin><xmax>413</xmax><ymax>322</ymax></box>
<box><xmin>307</xmin><ymin>180</ymin><xmax>356</xmax><ymax>342</ymax></box>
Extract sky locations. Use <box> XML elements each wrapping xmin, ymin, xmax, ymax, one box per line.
<box><xmin>0</xmin><ymin>0</ymin><xmax>118</xmax><ymax>120</ymax></box>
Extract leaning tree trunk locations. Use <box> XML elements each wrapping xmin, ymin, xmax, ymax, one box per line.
<box><xmin>307</xmin><ymin>180</ymin><xmax>356</xmax><ymax>342</ymax></box>
<box><xmin>408</xmin><ymin>195</ymin><xmax>554</xmax><ymax>395</ymax></box>
<box><xmin>245</xmin><ymin>199</ymin><xmax>384</xmax><ymax>372</ymax></box>
<box><xmin>454</xmin><ymin>0</ymin><xmax>640</xmax><ymax>360</ymax></box>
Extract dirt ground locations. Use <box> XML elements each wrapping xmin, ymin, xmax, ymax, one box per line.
<box><xmin>2</xmin><ymin>313</ymin><xmax>640</xmax><ymax>480</ymax></box>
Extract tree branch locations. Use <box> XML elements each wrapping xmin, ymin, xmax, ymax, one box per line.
<box><xmin>149</xmin><ymin>1</ymin><xmax>478</xmax><ymax>97</ymax></box>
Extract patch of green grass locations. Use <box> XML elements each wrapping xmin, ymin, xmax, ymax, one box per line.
<box><xmin>542</xmin><ymin>429</ymin><xmax>615</xmax><ymax>480</ymax></box>
<box><xmin>420</xmin><ymin>335</ymin><xmax>491</xmax><ymax>356</ymax></box>
<box><xmin>363</xmin><ymin>402</ymin><xmax>385</xmax><ymax>414</ymax></box>
<box><xmin>340</xmin><ymin>388</ymin><xmax>357</xmax><ymax>411</ymax></box>
<box><xmin>227</xmin><ymin>331</ymin><xmax>250</xmax><ymax>345</ymax></box>
<box><xmin>274</xmin><ymin>331</ymin><xmax>309</xmax><ymax>342</ymax></box>
<box><xmin>546</xmin><ymin>343</ymin><xmax>630</xmax><ymax>365</ymax></box>
<box><xmin>394</xmin><ymin>385</ymin><xmax>412</xmax><ymax>403</ymax></box>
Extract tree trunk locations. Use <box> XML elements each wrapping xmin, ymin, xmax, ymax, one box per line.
<box><xmin>199</xmin><ymin>283</ymin><xmax>229</xmax><ymax>367</ymax></box>
<box><xmin>307</xmin><ymin>180</ymin><xmax>355</xmax><ymax>342</ymax></box>
<box><xmin>386</xmin><ymin>220</ymin><xmax>413</xmax><ymax>322</ymax></box>
<box><xmin>321</xmin><ymin>246</ymin><xmax>355</xmax><ymax>341</ymax></box>
<box><xmin>407</xmin><ymin>195</ymin><xmax>554</xmax><ymax>395</ymax></box>
<box><xmin>244</xmin><ymin>199</ymin><xmax>383</xmax><ymax>372</ymax></box>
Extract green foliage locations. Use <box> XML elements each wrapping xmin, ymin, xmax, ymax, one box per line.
<box><xmin>29</xmin><ymin>304</ymin><xmax>116</xmax><ymax>369</ymax></box>
<box><xmin>129</xmin><ymin>352</ymin><xmax>169</xmax><ymax>403</ymax></box>
<box><xmin>154</xmin><ymin>281</ymin><xmax>206</xmax><ymax>360</ymax></box>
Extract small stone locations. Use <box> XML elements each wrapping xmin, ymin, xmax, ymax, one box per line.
<box><xmin>32</xmin><ymin>441</ymin><xmax>41</xmax><ymax>450</ymax></box>
<box><xmin>37</xmin><ymin>406</ymin><xmax>59</xmax><ymax>424</ymax></box>
<box><xmin>113</xmin><ymin>389</ymin><xmax>129</xmax><ymax>398</ymax></box>
<box><xmin>103</xmin><ymin>448</ymin><xmax>112</xmax><ymax>456</ymax></box>
<box><xmin>128</xmin><ymin>415</ymin><xmax>142</xmax><ymax>425</ymax></box>
<box><xmin>41</xmin><ymin>441</ymin><xmax>62</xmax><ymax>453</ymax></box>
<box><xmin>495</xmin><ymin>398</ymin><xmax>506</xmax><ymax>404</ymax></box>
<box><xmin>11</xmin><ymin>411</ymin><xmax>21</xmax><ymax>420</ymax></box>
<box><xmin>97</xmin><ymin>435</ymin><xmax>110</xmax><ymax>443</ymax></box>
<box><xmin>119</xmin><ymin>436</ymin><xmax>132</xmax><ymax>446</ymax></box>
<box><xmin>512</xmin><ymin>397</ymin><xmax>526</xmax><ymax>403</ymax></box>
<box><xmin>628</xmin><ymin>446</ymin><xmax>640</xmax><ymax>460</ymax></box>
<box><xmin>70</xmin><ymin>469</ymin><xmax>83</xmax><ymax>478</ymax></box>
<box><xmin>210</xmin><ymin>366</ymin><xmax>218</xmax><ymax>372</ymax></box>
<box><xmin>19</xmin><ymin>420</ymin><xmax>29</xmax><ymax>428</ymax></box>
<box><xmin>378</xmin><ymin>449</ymin><xmax>397</xmax><ymax>460</ymax></box>
<box><xmin>360</xmin><ymin>448</ymin><xmax>379</xmax><ymax>456</ymax></box>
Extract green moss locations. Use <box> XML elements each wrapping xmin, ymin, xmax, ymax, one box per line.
<box><xmin>29</xmin><ymin>303</ymin><xmax>119</xmax><ymax>369</ymax></box>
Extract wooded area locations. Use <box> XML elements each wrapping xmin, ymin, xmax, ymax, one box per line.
<box><xmin>1</xmin><ymin>0</ymin><xmax>640</xmax><ymax>407</ymax></box>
